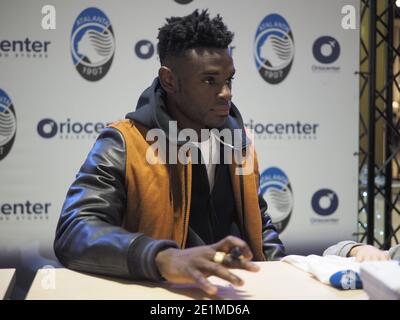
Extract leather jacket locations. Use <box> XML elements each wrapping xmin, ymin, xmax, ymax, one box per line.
<box><xmin>54</xmin><ymin>78</ymin><xmax>286</xmax><ymax>281</ymax></box>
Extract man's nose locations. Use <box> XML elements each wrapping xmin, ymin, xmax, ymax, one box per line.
<box><xmin>219</xmin><ymin>84</ymin><xmax>232</xmax><ymax>101</ymax></box>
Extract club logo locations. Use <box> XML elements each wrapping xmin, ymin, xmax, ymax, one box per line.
<box><xmin>0</xmin><ymin>38</ymin><xmax>51</xmax><ymax>59</ymax></box>
<box><xmin>135</xmin><ymin>40</ymin><xmax>155</xmax><ymax>59</ymax></box>
<box><xmin>71</xmin><ymin>7</ymin><xmax>115</xmax><ymax>81</ymax></box>
<box><xmin>312</xmin><ymin>36</ymin><xmax>341</xmax><ymax>72</ymax></box>
<box><xmin>0</xmin><ymin>201</ymin><xmax>51</xmax><ymax>222</ymax></box>
<box><xmin>259</xmin><ymin>167</ymin><xmax>294</xmax><ymax>233</ymax></box>
<box><xmin>0</xmin><ymin>89</ymin><xmax>17</xmax><ymax>161</ymax></box>
<box><xmin>245</xmin><ymin>119</ymin><xmax>319</xmax><ymax>141</ymax></box>
<box><xmin>37</xmin><ymin>118</ymin><xmax>107</xmax><ymax>139</ymax></box>
<box><xmin>311</xmin><ymin>189</ymin><xmax>339</xmax><ymax>216</ymax></box>
<box><xmin>313</xmin><ymin>36</ymin><xmax>340</xmax><ymax>64</ymax></box>
<box><xmin>174</xmin><ymin>0</ymin><xmax>193</xmax><ymax>4</ymax></box>
<box><xmin>254</xmin><ymin>14</ymin><xmax>294</xmax><ymax>84</ymax></box>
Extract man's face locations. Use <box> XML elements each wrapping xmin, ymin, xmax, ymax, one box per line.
<box><xmin>172</xmin><ymin>47</ymin><xmax>235</xmax><ymax>129</ymax></box>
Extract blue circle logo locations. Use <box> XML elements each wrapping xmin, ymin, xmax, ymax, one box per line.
<box><xmin>0</xmin><ymin>89</ymin><xmax>17</xmax><ymax>161</ymax></box>
<box><xmin>174</xmin><ymin>0</ymin><xmax>193</xmax><ymax>4</ymax></box>
<box><xmin>259</xmin><ymin>167</ymin><xmax>293</xmax><ymax>233</ymax></box>
<box><xmin>135</xmin><ymin>40</ymin><xmax>155</xmax><ymax>59</ymax></box>
<box><xmin>311</xmin><ymin>189</ymin><xmax>339</xmax><ymax>216</ymax></box>
<box><xmin>254</xmin><ymin>14</ymin><xmax>294</xmax><ymax>84</ymax></box>
<box><xmin>71</xmin><ymin>7</ymin><xmax>115</xmax><ymax>81</ymax></box>
<box><xmin>37</xmin><ymin>118</ymin><xmax>57</xmax><ymax>139</ymax></box>
<box><xmin>312</xmin><ymin>36</ymin><xmax>340</xmax><ymax>64</ymax></box>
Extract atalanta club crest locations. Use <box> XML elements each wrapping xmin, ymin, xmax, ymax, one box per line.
<box><xmin>259</xmin><ymin>167</ymin><xmax>294</xmax><ymax>233</ymax></box>
<box><xmin>0</xmin><ymin>89</ymin><xmax>17</xmax><ymax>161</ymax></box>
<box><xmin>71</xmin><ymin>7</ymin><xmax>115</xmax><ymax>81</ymax></box>
<box><xmin>254</xmin><ymin>14</ymin><xmax>294</xmax><ymax>84</ymax></box>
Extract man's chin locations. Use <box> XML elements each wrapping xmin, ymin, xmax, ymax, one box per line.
<box><xmin>206</xmin><ymin>117</ymin><xmax>228</xmax><ymax>129</ymax></box>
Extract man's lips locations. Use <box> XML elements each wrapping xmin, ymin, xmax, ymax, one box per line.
<box><xmin>212</xmin><ymin>106</ymin><xmax>231</xmax><ymax>116</ymax></box>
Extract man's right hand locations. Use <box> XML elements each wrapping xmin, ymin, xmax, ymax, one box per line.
<box><xmin>348</xmin><ymin>244</ymin><xmax>390</xmax><ymax>262</ymax></box>
<box><xmin>154</xmin><ymin>235</ymin><xmax>260</xmax><ymax>295</ymax></box>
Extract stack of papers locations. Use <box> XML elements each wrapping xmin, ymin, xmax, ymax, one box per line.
<box><xmin>360</xmin><ymin>261</ymin><xmax>400</xmax><ymax>300</ymax></box>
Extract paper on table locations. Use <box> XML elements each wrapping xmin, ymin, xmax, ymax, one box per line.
<box><xmin>281</xmin><ymin>255</ymin><xmax>362</xmax><ymax>289</ymax></box>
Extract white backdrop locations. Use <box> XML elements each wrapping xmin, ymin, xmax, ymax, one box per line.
<box><xmin>0</xmin><ymin>0</ymin><xmax>359</xmax><ymax>297</ymax></box>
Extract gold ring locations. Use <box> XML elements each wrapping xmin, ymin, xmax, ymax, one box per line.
<box><xmin>213</xmin><ymin>251</ymin><xmax>226</xmax><ymax>264</ymax></box>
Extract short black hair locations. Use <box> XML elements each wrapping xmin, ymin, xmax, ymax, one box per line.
<box><xmin>157</xmin><ymin>9</ymin><xmax>234</xmax><ymax>64</ymax></box>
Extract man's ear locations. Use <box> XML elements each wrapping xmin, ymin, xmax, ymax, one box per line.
<box><xmin>158</xmin><ymin>66</ymin><xmax>177</xmax><ymax>94</ymax></box>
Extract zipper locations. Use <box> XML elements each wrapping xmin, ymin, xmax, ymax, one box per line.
<box><xmin>239</xmin><ymin>172</ymin><xmax>247</xmax><ymax>243</ymax></box>
<box><xmin>208</xmin><ymin>163</ymin><xmax>221</xmax><ymax>242</ymax></box>
<box><xmin>181</xmin><ymin>164</ymin><xmax>188</xmax><ymax>248</ymax></box>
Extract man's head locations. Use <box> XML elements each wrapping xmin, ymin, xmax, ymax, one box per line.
<box><xmin>157</xmin><ymin>10</ymin><xmax>235</xmax><ymax>131</ymax></box>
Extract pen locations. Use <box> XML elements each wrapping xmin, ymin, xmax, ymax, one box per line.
<box><xmin>230</xmin><ymin>246</ymin><xmax>243</xmax><ymax>260</ymax></box>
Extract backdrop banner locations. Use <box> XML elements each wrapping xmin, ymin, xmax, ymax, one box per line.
<box><xmin>0</xmin><ymin>0</ymin><xmax>360</xmax><ymax>298</ymax></box>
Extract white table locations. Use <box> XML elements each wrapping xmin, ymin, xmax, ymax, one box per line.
<box><xmin>26</xmin><ymin>262</ymin><xmax>368</xmax><ymax>300</ymax></box>
<box><xmin>0</xmin><ymin>269</ymin><xmax>16</xmax><ymax>299</ymax></box>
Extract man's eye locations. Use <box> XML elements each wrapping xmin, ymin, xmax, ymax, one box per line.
<box><xmin>204</xmin><ymin>77</ymin><xmax>215</xmax><ymax>85</ymax></box>
<box><xmin>226</xmin><ymin>77</ymin><xmax>235</xmax><ymax>85</ymax></box>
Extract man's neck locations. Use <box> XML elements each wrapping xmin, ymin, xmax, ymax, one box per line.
<box><xmin>166</xmin><ymin>99</ymin><xmax>208</xmax><ymax>141</ymax></box>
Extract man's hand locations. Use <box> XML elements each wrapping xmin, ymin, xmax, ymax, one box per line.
<box><xmin>349</xmin><ymin>244</ymin><xmax>390</xmax><ymax>262</ymax></box>
<box><xmin>155</xmin><ymin>235</ymin><xmax>260</xmax><ymax>295</ymax></box>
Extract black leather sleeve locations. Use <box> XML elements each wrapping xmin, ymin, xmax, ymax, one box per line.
<box><xmin>258</xmin><ymin>194</ymin><xmax>286</xmax><ymax>260</ymax></box>
<box><xmin>53</xmin><ymin>127</ymin><xmax>177</xmax><ymax>281</ymax></box>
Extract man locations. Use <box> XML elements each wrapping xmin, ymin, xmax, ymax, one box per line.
<box><xmin>324</xmin><ymin>241</ymin><xmax>400</xmax><ymax>262</ymax></box>
<box><xmin>54</xmin><ymin>9</ymin><xmax>285</xmax><ymax>295</ymax></box>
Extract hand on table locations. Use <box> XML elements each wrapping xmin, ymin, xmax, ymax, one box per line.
<box><xmin>155</xmin><ymin>235</ymin><xmax>260</xmax><ymax>295</ymax></box>
<box><xmin>349</xmin><ymin>244</ymin><xmax>390</xmax><ymax>262</ymax></box>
